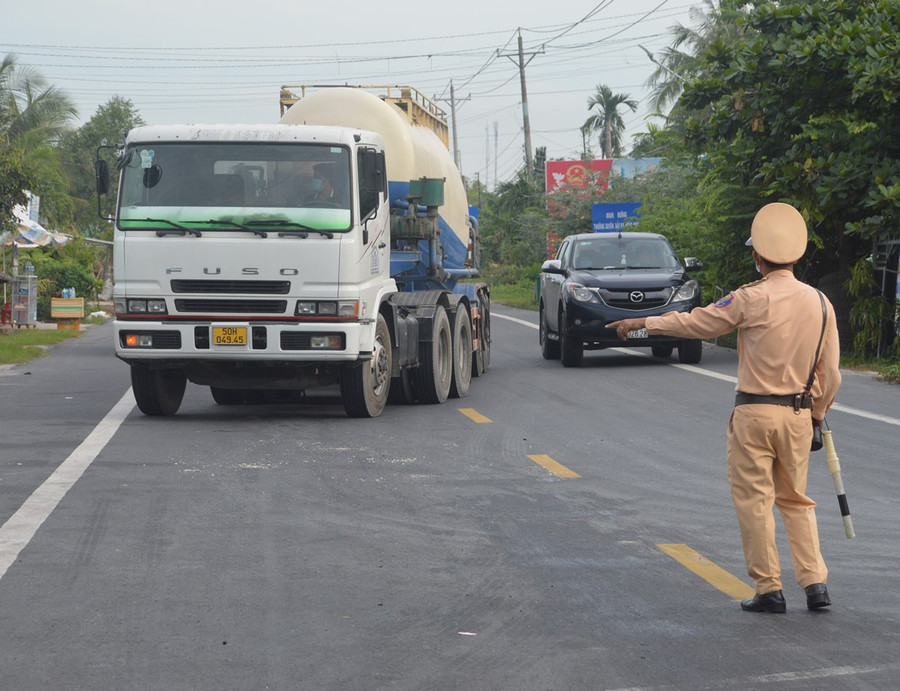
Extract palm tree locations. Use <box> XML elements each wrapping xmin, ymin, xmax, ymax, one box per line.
<box><xmin>1</xmin><ymin>53</ymin><xmax>76</xmax><ymax>145</ymax></box>
<box><xmin>644</xmin><ymin>0</ymin><xmax>749</xmax><ymax>115</ymax></box>
<box><xmin>0</xmin><ymin>53</ymin><xmax>77</xmax><ymax>226</ymax></box>
<box><xmin>582</xmin><ymin>85</ymin><xmax>638</xmax><ymax>159</ymax></box>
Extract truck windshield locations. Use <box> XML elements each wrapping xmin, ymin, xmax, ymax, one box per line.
<box><xmin>117</xmin><ymin>142</ymin><xmax>352</xmax><ymax>233</ymax></box>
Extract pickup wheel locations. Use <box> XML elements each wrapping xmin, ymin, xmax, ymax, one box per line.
<box><xmin>414</xmin><ymin>305</ymin><xmax>452</xmax><ymax>404</ymax></box>
<box><xmin>540</xmin><ymin>302</ymin><xmax>560</xmax><ymax>360</ymax></box>
<box><xmin>559</xmin><ymin>310</ymin><xmax>583</xmax><ymax>368</ymax></box>
<box><xmin>131</xmin><ymin>364</ymin><xmax>186</xmax><ymax>416</ymax></box>
<box><xmin>340</xmin><ymin>313</ymin><xmax>392</xmax><ymax>417</ymax></box>
<box><xmin>449</xmin><ymin>304</ymin><xmax>473</xmax><ymax>398</ymax></box>
<box><xmin>678</xmin><ymin>338</ymin><xmax>703</xmax><ymax>364</ymax></box>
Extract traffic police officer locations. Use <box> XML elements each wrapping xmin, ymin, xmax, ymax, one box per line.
<box><xmin>609</xmin><ymin>203</ymin><xmax>842</xmax><ymax>613</ymax></box>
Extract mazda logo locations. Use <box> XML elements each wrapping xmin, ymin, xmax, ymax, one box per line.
<box><xmin>629</xmin><ymin>291</ymin><xmax>645</xmax><ymax>303</ymax></box>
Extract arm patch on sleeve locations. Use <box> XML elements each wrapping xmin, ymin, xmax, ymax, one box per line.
<box><xmin>715</xmin><ymin>293</ymin><xmax>735</xmax><ymax>308</ymax></box>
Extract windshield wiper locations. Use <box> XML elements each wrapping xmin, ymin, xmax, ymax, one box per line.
<box><xmin>138</xmin><ymin>218</ymin><xmax>202</xmax><ymax>237</ymax></box>
<box><xmin>246</xmin><ymin>219</ymin><xmax>334</xmax><ymax>239</ymax></box>
<box><xmin>186</xmin><ymin>219</ymin><xmax>268</xmax><ymax>237</ymax></box>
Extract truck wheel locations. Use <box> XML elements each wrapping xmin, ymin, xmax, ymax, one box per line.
<box><xmin>340</xmin><ymin>313</ymin><xmax>392</xmax><ymax>417</ymax></box>
<box><xmin>131</xmin><ymin>364</ymin><xmax>186</xmax><ymax>416</ymax></box>
<box><xmin>678</xmin><ymin>339</ymin><xmax>703</xmax><ymax>364</ymax></box>
<box><xmin>210</xmin><ymin>386</ymin><xmax>244</xmax><ymax>405</ymax></box>
<box><xmin>449</xmin><ymin>305</ymin><xmax>473</xmax><ymax>398</ymax></box>
<box><xmin>540</xmin><ymin>302</ymin><xmax>560</xmax><ymax>360</ymax></box>
<box><xmin>472</xmin><ymin>292</ymin><xmax>490</xmax><ymax>377</ymax></box>
<box><xmin>414</xmin><ymin>305</ymin><xmax>452</xmax><ymax>404</ymax></box>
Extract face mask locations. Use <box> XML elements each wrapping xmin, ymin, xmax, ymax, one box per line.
<box><xmin>755</xmin><ymin>263</ymin><xmax>761</xmax><ymax>274</ymax></box>
<box><xmin>312</xmin><ymin>178</ymin><xmax>323</xmax><ymax>193</ymax></box>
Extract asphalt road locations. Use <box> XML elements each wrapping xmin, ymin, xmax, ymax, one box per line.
<box><xmin>1</xmin><ymin>310</ymin><xmax>898</xmax><ymax>690</ymax></box>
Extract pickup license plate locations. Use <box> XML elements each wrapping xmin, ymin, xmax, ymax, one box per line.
<box><xmin>213</xmin><ymin>326</ymin><xmax>247</xmax><ymax>345</ymax></box>
<box><xmin>627</xmin><ymin>328</ymin><xmax>648</xmax><ymax>339</ymax></box>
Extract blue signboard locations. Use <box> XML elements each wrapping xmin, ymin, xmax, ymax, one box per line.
<box><xmin>592</xmin><ymin>202</ymin><xmax>641</xmax><ymax>232</ymax></box>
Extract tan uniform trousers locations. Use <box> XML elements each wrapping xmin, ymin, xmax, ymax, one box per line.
<box><xmin>727</xmin><ymin>404</ymin><xmax>828</xmax><ymax>594</ymax></box>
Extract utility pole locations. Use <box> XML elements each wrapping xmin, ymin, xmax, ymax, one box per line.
<box><xmin>437</xmin><ymin>80</ymin><xmax>469</xmax><ymax>172</ymax></box>
<box><xmin>494</xmin><ymin>121</ymin><xmax>498</xmax><ymax>191</ymax></box>
<box><xmin>500</xmin><ymin>29</ymin><xmax>543</xmax><ymax>181</ymax></box>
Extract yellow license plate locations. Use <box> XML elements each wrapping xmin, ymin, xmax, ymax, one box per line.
<box><xmin>213</xmin><ymin>326</ymin><xmax>247</xmax><ymax>345</ymax></box>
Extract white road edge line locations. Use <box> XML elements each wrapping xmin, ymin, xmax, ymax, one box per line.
<box><xmin>493</xmin><ymin>311</ymin><xmax>900</xmax><ymax>427</ymax></box>
<box><xmin>0</xmin><ymin>389</ymin><xmax>135</xmax><ymax>581</ymax></box>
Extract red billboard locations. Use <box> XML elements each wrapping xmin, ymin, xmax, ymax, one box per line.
<box><xmin>545</xmin><ymin>159</ymin><xmax>613</xmax><ymax>193</ymax></box>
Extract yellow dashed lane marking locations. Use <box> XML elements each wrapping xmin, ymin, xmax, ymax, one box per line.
<box><xmin>657</xmin><ymin>543</ymin><xmax>754</xmax><ymax>600</ymax></box>
<box><xmin>459</xmin><ymin>408</ymin><xmax>492</xmax><ymax>423</ymax></box>
<box><xmin>527</xmin><ymin>454</ymin><xmax>581</xmax><ymax>479</ymax></box>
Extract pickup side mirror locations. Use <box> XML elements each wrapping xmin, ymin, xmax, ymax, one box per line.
<box><xmin>542</xmin><ymin>259</ymin><xmax>564</xmax><ymax>274</ymax></box>
<box><xmin>684</xmin><ymin>257</ymin><xmax>703</xmax><ymax>270</ymax></box>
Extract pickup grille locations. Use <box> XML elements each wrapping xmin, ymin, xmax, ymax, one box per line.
<box><xmin>174</xmin><ymin>299</ymin><xmax>288</xmax><ymax>314</ymax></box>
<box><xmin>170</xmin><ymin>280</ymin><xmax>291</xmax><ymax>294</ymax></box>
<box><xmin>597</xmin><ymin>288</ymin><xmax>672</xmax><ymax>311</ymax></box>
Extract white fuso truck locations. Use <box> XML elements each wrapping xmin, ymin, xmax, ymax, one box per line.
<box><xmin>97</xmin><ymin>86</ymin><xmax>490</xmax><ymax>417</ymax></box>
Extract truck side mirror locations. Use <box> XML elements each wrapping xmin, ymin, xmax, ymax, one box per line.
<box><xmin>361</xmin><ymin>149</ymin><xmax>386</xmax><ymax>194</ymax></box>
<box><xmin>96</xmin><ymin>158</ymin><xmax>110</xmax><ymax>195</ymax></box>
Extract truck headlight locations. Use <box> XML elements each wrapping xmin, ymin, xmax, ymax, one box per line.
<box><xmin>294</xmin><ymin>300</ymin><xmax>359</xmax><ymax>319</ymax></box>
<box><xmin>116</xmin><ymin>298</ymin><xmax>168</xmax><ymax>315</ymax></box>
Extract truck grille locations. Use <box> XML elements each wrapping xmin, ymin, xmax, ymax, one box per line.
<box><xmin>170</xmin><ymin>280</ymin><xmax>291</xmax><ymax>294</ymax></box>
<box><xmin>174</xmin><ymin>299</ymin><xmax>288</xmax><ymax>314</ymax></box>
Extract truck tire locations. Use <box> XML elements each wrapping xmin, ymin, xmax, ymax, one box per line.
<box><xmin>449</xmin><ymin>305</ymin><xmax>473</xmax><ymax>398</ymax></box>
<box><xmin>540</xmin><ymin>302</ymin><xmax>560</xmax><ymax>360</ymax></box>
<box><xmin>472</xmin><ymin>291</ymin><xmax>490</xmax><ymax>377</ymax></box>
<box><xmin>131</xmin><ymin>364</ymin><xmax>186</xmax><ymax>416</ymax></box>
<box><xmin>678</xmin><ymin>339</ymin><xmax>703</xmax><ymax>364</ymax></box>
<box><xmin>340</xmin><ymin>313</ymin><xmax>392</xmax><ymax>417</ymax></box>
<box><xmin>210</xmin><ymin>386</ymin><xmax>244</xmax><ymax>405</ymax></box>
<box><xmin>414</xmin><ymin>305</ymin><xmax>452</xmax><ymax>404</ymax></box>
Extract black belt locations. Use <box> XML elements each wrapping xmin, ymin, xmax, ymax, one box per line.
<box><xmin>734</xmin><ymin>392</ymin><xmax>812</xmax><ymax>409</ymax></box>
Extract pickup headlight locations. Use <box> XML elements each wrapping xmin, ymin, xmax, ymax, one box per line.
<box><xmin>671</xmin><ymin>280</ymin><xmax>699</xmax><ymax>303</ymax></box>
<box><xmin>565</xmin><ymin>283</ymin><xmax>600</xmax><ymax>304</ymax></box>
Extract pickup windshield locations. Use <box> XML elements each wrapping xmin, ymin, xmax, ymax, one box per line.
<box><xmin>117</xmin><ymin>142</ymin><xmax>352</xmax><ymax>232</ymax></box>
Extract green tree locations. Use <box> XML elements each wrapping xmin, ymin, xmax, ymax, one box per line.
<box><xmin>0</xmin><ymin>53</ymin><xmax>77</xmax><ymax>228</ymax></box>
<box><xmin>582</xmin><ymin>85</ymin><xmax>638</xmax><ymax>158</ymax></box>
<box><xmin>58</xmin><ymin>96</ymin><xmax>144</xmax><ymax>237</ymax></box>
<box><xmin>678</xmin><ymin>0</ymin><xmax>900</xmax><ymax>352</ymax></box>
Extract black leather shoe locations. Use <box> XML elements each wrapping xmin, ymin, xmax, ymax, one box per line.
<box><xmin>741</xmin><ymin>590</ymin><xmax>786</xmax><ymax>613</ymax></box>
<box><xmin>805</xmin><ymin>583</ymin><xmax>831</xmax><ymax>610</ymax></box>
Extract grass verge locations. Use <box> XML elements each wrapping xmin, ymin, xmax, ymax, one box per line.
<box><xmin>0</xmin><ymin>327</ymin><xmax>83</xmax><ymax>365</ymax></box>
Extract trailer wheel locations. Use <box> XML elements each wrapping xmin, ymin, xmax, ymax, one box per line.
<box><xmin>131</xmin><ymin>364</ymin><xmax>186</xmax><ymax>416</ymax></box>
<box><xmin>414</xmin><ymin>305</ymin><xmax>452</xmax><ymax>404</ymax></box>
<box><xmin>472</xmin><ymin>292</ymin><xmax>491</xmax><ymax>377</ymax></box>
<box><xmin>449</xmin><ymin>305</ymin><xmax>473</xmax><ymax>398</ymax></box>
<box><xmin>340</xmin><ymin>313</ymin><xmax>392</xmax><ymax>417</ymax></box>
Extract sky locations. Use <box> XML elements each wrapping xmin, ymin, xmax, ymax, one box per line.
<box><xmin>3</xmin><ymin>0</ymin><xmax>706</xmax><ymax>188</ymax></box>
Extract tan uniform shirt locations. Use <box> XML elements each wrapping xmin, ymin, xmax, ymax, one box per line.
<box><xmin>646</xmin><ymin>270</ymin><xmax>841</xmax><ymax>419</ymax></box>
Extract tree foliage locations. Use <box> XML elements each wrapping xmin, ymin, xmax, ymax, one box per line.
<box><xmin>680</xmin><ymin>0</ymin><xmax>900</xmax><ymax>272</ymax></box>
<box><xmin>58</xmin><ymin>96</ymin><xmax>144</xmax><ymax>237</ymax></box>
